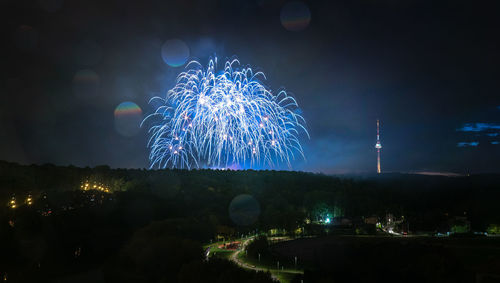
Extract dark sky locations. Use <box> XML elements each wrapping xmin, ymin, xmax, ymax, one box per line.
<box><xmin>1</xmin><ymin>0</ymin><xmax>500</xmax><ymax>174</ymax></box>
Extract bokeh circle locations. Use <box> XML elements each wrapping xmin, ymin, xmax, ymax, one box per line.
<box><xmin>228</xmin><ymin>194</ymin><xmax>261</xmax><ymax>226</ymax></box>
<box><xmin>74</xmin><ymin>40</ymin><xmax>103</xmax><ymax>66</ymax></box>
<box><xmin>192</xmin><ymin>37</ymin><xmax>217</xmax><ymax>58</ymax></box>
<box><xmin>280</xmin><ymin>1</ymin><xmax>311</xmax><ymax>32</ymax></box>
<box><xmin>114</xmin><ymin>102</ymin><xmax>143</xmax><ymax>137</ymax></box>
<box><xmin>15</xmin><ymin>25</ymin><xmax>39</xmax><ymax>51</ymax></box>
<box><xmin>161</xmin><ymin>39</ymin><xmax>190</xmax><ymax>67</ymax></box>
<box><xmin>72</xmin><ymin>69</ymin><xmax>100</xmax><ymax>98</ymax></box>
<box><xmin>38</xmin><ymin>0</ymin><xmax>63</xmax><ymax>12</ymax></box>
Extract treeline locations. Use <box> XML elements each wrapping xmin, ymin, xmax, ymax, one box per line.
<box><xmin>1</xmin><ymin>160</ymin><xmax>500</xmax><ymax>230</ymax></box>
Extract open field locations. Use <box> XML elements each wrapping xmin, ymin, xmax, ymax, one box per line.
<box><xmin>271</xmin><ymin>235</ymin><xmax>500</xmax><ymax>282</ymax></box>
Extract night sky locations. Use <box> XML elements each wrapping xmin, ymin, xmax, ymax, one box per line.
<box><xmin>1</xmin><ymin>0</ymin><xmax>500</xmax><ymax>174</ymax></box>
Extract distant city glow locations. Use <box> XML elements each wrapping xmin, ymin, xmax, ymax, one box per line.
<box><xmin>143</xmin><ymin>57</ymin><xmax>308</xmax><ymax>169</ymax></box>
<box><xmin>412</xmin><ymin>171</ymin><xmax>463</xmax><ymax>177</ymax></box>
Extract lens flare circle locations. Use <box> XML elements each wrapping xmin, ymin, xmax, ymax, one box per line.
<box><xmin>15</xmin><ymin>25</ymin><xmax>39</xmax><ymax>51</ymax></box>
<box><xmin>38</xmin><ymin>0</ymin><xmax>64</xmax><ymax>13</ymax></box>
<box><xmin>229</xmin><ymin>194</ymin><xmax>261</xmax><ymax>226</ymax></box>
<box><xmin>280</xmin><ymin>1</ymin><xmax>311</xmax><ymax>32</ymax></box>
<box><xmin>74</xmin><ymin>40</ymin><xmax>103</xmax><ymax>66</ymax></box>
<box><xmin>143</xmin><ymin>56</ymin><xmax>308</xmax><ymax>169</ymax></box>
<box><xmin>161</xmin><ymin>39</ymin><xmax>190</xmax><ymax>67</ymax></box>
<box><xmin>73</xmin><ymin>69</ymin><xmax>100</xmax><ymax>98</ymax></box>
<box><xmin>114</xmin><ymin>101</ymin><xmax>143</xmax><ymax>137</ymax></box>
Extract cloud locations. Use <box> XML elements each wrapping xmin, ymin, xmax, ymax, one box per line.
<box><xmin>457</xmin><ymin>141</ymin><xmax>479</xmax><ymax>147</ymax></box>
<box><xmin>457</xmin><ymin>123</ymin><xmax>500</xmax><ymax>132</ymax></box>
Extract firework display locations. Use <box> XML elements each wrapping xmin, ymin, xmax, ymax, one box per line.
<box><xmin>143</xmin><ymin>57</ymin><xmax>308</xmax><ymax>169</ymax></box>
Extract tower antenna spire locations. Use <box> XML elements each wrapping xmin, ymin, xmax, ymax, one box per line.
<box><xmin>375</xmin><ymin>120</ymin><xmax>382</xmax><ymax>174</ymax></box>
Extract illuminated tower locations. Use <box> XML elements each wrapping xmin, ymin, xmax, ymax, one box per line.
<box><xmin>375</xmin><ymin>120</ymin><xmax>382</xmax><ymax>174</ymax></box>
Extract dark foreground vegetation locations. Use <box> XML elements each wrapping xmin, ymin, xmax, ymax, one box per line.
<box><xmin>1</xmin><ymin>160</ymin><xmax>500</xmax><ymax>282</ymax></box>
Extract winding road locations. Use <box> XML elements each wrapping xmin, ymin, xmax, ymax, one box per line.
<box><xmin>228</xmin><ymin>237</ymin><xmax>303</xmax><ymax>282</ymax></box>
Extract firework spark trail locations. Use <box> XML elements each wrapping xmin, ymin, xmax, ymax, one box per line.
<box><xmin>143</xmin><ymin>57</ymin><xmax>309</xmax><ymax>169</ymax></box>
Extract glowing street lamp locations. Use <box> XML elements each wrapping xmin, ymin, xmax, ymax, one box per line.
<box><xmin>8</xmin><ymin>197</ymin><xmax>16</xmax><ymax>209</ymax></box>
<box><xmin>26</xmin><ymin>195</ymin><xmax>33</xmax><ymax>206</ymax></box>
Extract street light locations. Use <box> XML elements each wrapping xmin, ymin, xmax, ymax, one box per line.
<box><xmin>295</xmin><ymin>256</ymin><xmax>297</xmax><ymax>268</ymax></box>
